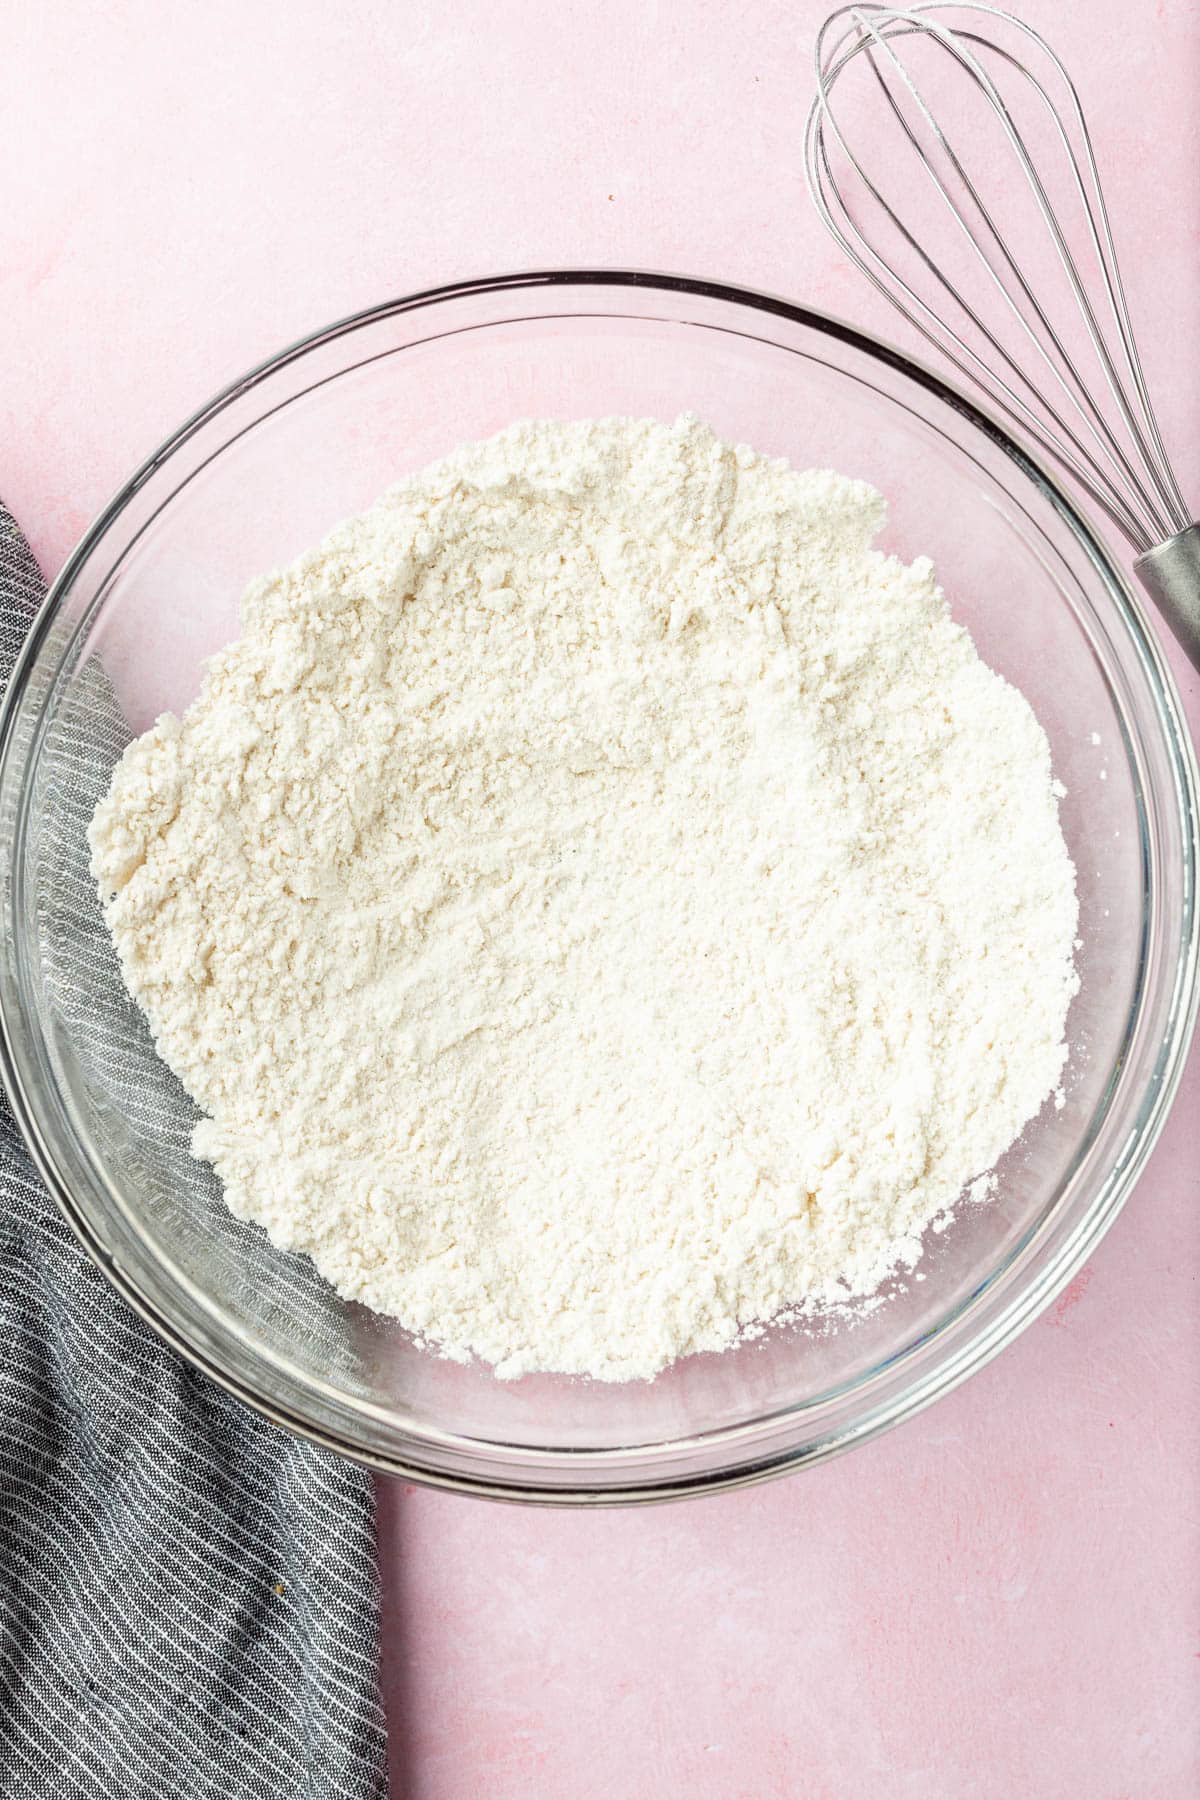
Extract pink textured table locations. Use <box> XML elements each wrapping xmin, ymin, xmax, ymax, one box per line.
<box><xmin>3</xmin><ymin>3</ymin><xmax>1198</xmax><ymax>1794</ymax></box>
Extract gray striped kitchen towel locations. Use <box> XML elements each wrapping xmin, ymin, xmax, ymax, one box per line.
<box><xmin>0</xmin><ymin>502</ymin><xmax>389</xmax><ymax>1800</ymax></box>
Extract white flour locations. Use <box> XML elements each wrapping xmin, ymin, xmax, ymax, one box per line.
<box><xmin>89</xmin><ymin>415</ymin><xmax>1078</xmax><ymax>1380</ymax></box>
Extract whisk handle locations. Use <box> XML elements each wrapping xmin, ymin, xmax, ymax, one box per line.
<box><xmin>1134</xmin><ymin>525</ymin><xmax>1200</xmax><ymax>673</ymax></box>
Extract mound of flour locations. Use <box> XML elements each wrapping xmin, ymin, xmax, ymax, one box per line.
<box><xmin>89</xmin><ymin>415</ymin><xmax>1078</xmax><ymax>1380</ymax></box>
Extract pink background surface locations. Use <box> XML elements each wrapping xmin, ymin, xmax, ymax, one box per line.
<box><xmin>3</xmin><ymin>3</ymin><xmax>1198</xmax><ymax>1795</ymax></box>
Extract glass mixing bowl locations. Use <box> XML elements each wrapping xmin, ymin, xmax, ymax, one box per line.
<box><xmin>1</xmin><ymin>272</ymin><xmax>1196</xmax><ymax>1502</ymax></box>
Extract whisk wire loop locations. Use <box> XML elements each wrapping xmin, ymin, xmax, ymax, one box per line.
<box><xmin>806</xmin><ymin>3</ymin><xmax>1193</xmax><ymax>554</ymax></box>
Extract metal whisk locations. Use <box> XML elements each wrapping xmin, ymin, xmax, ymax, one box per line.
<box><xmin>805</xmin><ymin>1</ymin><xmax>1200</xmax><ymax>669</ymax></box>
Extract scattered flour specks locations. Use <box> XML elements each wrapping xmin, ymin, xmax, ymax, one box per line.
<box><xmin>89</xmin><ymin>415</ymin><xmax>1079</xmax><ymax>1380</ymax></box>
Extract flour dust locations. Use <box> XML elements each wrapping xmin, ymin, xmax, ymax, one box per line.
<box><xmin>89</xmin><ymin>416</ymin><xmax>1078</xmax><ymax>1380</ymax></box>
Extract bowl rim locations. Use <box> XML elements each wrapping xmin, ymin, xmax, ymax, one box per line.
<box><xmin>1</xmin><ymin>266</ymin><xmax>1196</xmax><ymax>1504</ymax></box>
